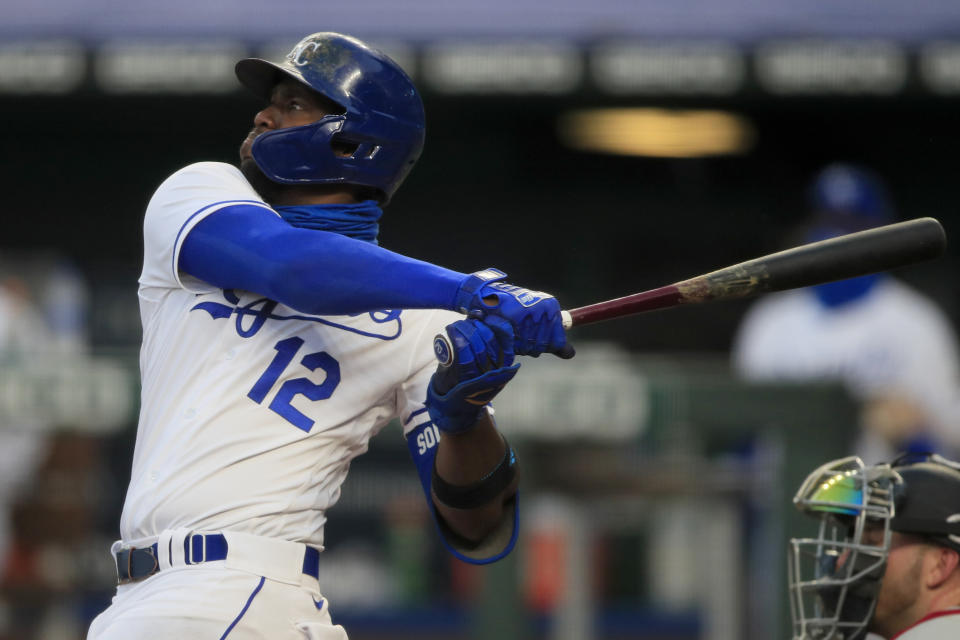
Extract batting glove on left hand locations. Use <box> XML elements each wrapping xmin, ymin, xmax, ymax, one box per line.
<box><xmin>453</xmin><ymin>268</ymin><xmax>575</xmax><ymax>359</ymax></box>
<box><xmin>426</xmin><ymin>317</ymin><xmax>520</xmax><ymax>434</ymax></box>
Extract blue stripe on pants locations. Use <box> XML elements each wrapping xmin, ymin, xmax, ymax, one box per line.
<box><xmin>219</xmin><ymin>576</ymin><xmax>266</xmax><ymax>639</ymax></box>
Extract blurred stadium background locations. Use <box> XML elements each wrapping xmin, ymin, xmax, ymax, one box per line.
<box><xmin>1</xmin><ymin>1</ymin><xmax>959</xmax><ymax>638</ymax></box>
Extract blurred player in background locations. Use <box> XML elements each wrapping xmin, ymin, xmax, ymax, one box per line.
<box><xmin>88</xmin><ymin>32</ymin><xmax>572</xmax><ymax>639</ymax></box>
<box><xmin>732</xmin><ymin>163</ymin><xmax>960</xmax><ymax>463</ymax></box>
<box><xmin>789</xmin><ymin>453</ymin><xmax>960</xmax><ymax>639</ymax></box>
<box><xmin>0</xmin><ymin>258</ymin><xmax>94</xmax><ymax>638</ymax></box>
<box><xmin>0</xmin><ymin>275</ymin><xmax>52</xmax><ymax>578</ymax></box>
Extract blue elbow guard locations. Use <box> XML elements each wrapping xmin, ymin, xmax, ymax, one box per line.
<box><xmin>406</xmin><ymin>422</ymin><xmax>518</xmax><ymax>565</ymax></box>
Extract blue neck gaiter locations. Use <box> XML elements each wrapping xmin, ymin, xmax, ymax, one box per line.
<box><xmin>806</xmin><ymin>224</ymin><xmax>882</xmax><ymax>308</ymax></box>
<box><xmin>275</xmin><ymin>200</ymin><xmax>383</xmax><ymax>245</ymax></box>
<box><xmin>812</xmin><ymin>274</ymin><xmax>881</xmax><ymax>308</ymax></box>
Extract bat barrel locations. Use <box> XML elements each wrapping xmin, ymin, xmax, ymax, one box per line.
<box><xmin>750</xmin><ymin>217</ymin><xmax>946</xmax><ymax>294</ymax></box>
<box><xmin>564</xmin><ymin>217</ymin><xmax>946</xmax><ymax>329</ymax></box>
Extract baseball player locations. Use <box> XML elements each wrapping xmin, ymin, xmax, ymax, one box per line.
<box><xmin>789</xmin><ymin>453</ymin><xmax>960</xmax><ymax>639</ymax></box>
<box><xmin>87</xmin><ymin>32</ymin><xmax>573</xmax><ymax>639</ymax></box>
<box><xmin>733</xmin><ymin>163</ymin><xmax>960</xmax><ymax>463</ymax></box>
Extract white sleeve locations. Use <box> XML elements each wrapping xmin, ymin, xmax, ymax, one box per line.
<box><xmin>397</xmin><ymin>310</ymin><xmax>462</xmax><ymax>436</ymax></box>
<box><xmin>730</xmin><ymin>297</ymin><xmax>785</xmax><ymax>380</ymax></box>
<box><xmin>139</xmin><ymin>161</ymin><xmax>279</xmax><ymax>293</ymax></box>
<box><xmin>889</xmin><ymin>295</ymin><xmax>960</xmax><ymax>447</ymax></box>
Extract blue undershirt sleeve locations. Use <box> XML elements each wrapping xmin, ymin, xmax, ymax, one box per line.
<box><xmin>179</xmin><ymin>204</ymin><xmax>467</xmax><ymax>315</ymax></box>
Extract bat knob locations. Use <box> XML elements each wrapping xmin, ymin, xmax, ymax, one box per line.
<box><xmin>433</xmin><ymin>334</ymin><xmax>454</xmax><ymax>367</ymax></box>
<box><xmin>560</xmin><ymin>309</ymin><xmax>573</xmax><ymax>330</ymax></box>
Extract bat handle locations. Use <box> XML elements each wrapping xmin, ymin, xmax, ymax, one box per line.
<box><xmin>561</xmin><ymin>310</ymin><xmax>573</xmax><ymax>330</ymax></box>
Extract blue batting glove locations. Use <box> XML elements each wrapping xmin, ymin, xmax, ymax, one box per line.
<box><xmin>426</xmin><ymin>317</ymin><xmax>520</xmax><ymax>434</ymax></box>
<box><xmin>453</xmin><ymin>268</ymin><xmax>575</xmax><ymax>359</ymax></box>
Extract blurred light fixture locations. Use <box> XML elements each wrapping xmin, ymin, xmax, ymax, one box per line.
<box><xmin>920</xmin><ymin>41</ymin><xmax>960</xmax><ymax>95</ymax></box>
<box><xmin>0</xmin><ymin>40</ymin><xmax>85</xmax><ymax>94</ymax></box>
<box><xmin>422</xmin><ymin>41</ymin><xmax>581</xmax><ymax>94</ymax></box>
<box><xmin>592</xmin><ymin>41</ymin><xmax>744</xmax><ymax>96</ymax></box>
<box><xmin>95</xmin><ymin>40</ymin><xmax>246</xmax><ymax>94</ymax></box>
<box><xmin>558</xmin><ymin>108</ymin><xmax>754</xmax><ymax>158</ymax></box>
<box><xmin>755</xmin><ymin>39</ymin><xmax>906</xmax><ymax>95</ymax></box>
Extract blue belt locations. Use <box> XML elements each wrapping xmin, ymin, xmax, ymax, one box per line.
<box><xmin>115</xmin><ymin>533</ymin><xmax>321</xmax><ymax>584</ymax></box>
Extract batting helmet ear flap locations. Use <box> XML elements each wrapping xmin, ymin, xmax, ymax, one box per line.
<box><xmin>251</xmin><ymin>117</ymin><xmax>346</xmax><ymax>183</ymax></box>
<box><xmin>236</xmin><ymin>32</ymin><xmax>425</xmax><ymax>204</ymax></box>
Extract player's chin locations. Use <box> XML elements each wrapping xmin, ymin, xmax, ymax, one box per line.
<box><xmin>239</xmin><ymin>141</ymin><xmax>253</xmax><ymax>163</ymax></box>
<box><xmin>240</xmin><ymin>157</ymin><xmax>258</xmax><ymax>174</ymax></box>
<box><xmin>241</xmin><ymin>159</ymin><xmax>283</xmax><ymax>202</ymax></box>
<box><xmin>240</xmin><ymin>158</ymin><xmax>265</xmax><ymax>184</ymax></box>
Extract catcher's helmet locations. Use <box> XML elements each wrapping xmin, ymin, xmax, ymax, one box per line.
<box><xmin>235</xmin><ymin>32</ymin><xmax>425</xmax><ymax>203</ymax></box>
<box><xmin>808</xmin><ymin>163</ymin><xmax>894</xmax><ymax>232</ymax></box>
<box><xmin>887</xmin><ymin>452</ymin><xmax>960</xmax><ymax>553</ymax></box>
<box><xmin>788</xmin><ymin>453</ymin><xmax>960</xmax><ymax>640</ymax></box>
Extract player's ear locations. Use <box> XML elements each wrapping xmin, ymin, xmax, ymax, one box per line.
<box><xmin>925</xmin><ymin>546</ymin><xmax>960</xmax><ymax>589</ymax></box>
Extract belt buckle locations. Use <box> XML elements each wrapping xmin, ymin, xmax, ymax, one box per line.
<box><xmin>186</xmin><ymin>533</ymin><xmax>207</xmax><ymax>565</ymax></box>
<box><xmin>118</xmin><ymin>545</ymin><xmax>158</xmax><ymax>585</ymax></box>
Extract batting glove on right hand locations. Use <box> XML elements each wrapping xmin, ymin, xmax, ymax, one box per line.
<box><xmin>453</xmin><ymin>268</ymin><xmax>575</xmax><ymax>359</ymax></box>
<box><xmin>426</xmin><ymin>317</ymin><xmax>520</xmax><ymax>434</ymax></box>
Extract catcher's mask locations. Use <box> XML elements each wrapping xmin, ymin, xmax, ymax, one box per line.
<box><xmin>789</xmin><ymin>452</ymin><xmax>960</xmax><ymax>640</ymax></box>
<box><xmin>788</xmin><ymin>456</ymin><xmax>899</xmax><ymax>640</ymax></box>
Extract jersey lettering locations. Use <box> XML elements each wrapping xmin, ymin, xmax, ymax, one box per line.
<box><xmin>416</xmin><ymin>424</ymin><xmax>441</xmax><ymax>454</ymax></box>
<box><xmin>191</xmin><ymin>290</ymin><xmax>403</xmax><ymax>340</ymax></box>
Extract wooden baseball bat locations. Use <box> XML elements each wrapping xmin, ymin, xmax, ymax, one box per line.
<box><xmin>561</xmin><ymin>217</ymin><xmax>947</xmax><ymax>329</ymax></box>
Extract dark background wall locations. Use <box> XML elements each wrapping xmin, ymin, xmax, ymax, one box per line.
<box><xmin>3</xmin><ymin>87</ymin><xmax>958</xmax><ymax>352</ymax></box>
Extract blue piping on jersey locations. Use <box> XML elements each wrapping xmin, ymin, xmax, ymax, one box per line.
<box><xmin>171</xmin><ymin>200</ymin><xmax>274</xmax><ymax>280</ymax></box>
<box><xmin>404</xmin><ymin>407</ymin><xmax>429</xmax><ymax>425</ymax></box>
<box><xmin>219</xmin><ymin>576</ymin><xmax>266</xmax><ymax>639</ymax></box>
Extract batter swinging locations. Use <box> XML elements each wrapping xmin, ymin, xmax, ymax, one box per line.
<box><xmin>88</xmin><ymin>32</ymin><xmax>572</xmax><ymax>640</ymax></box>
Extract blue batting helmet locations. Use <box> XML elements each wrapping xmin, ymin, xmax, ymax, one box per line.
<box><xmin>808</xmin><ymin>163</ymin><xmax>894</xmax><ymax>232</ymax></box>
<box><xmin>235</xmin><ymin>32</ymin><xmax>426</xmax><ymax>203</ymax></box>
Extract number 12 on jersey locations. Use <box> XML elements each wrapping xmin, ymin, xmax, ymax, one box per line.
<box><xmin>247</xmin><ymin>337</ymin><xmax>341</xmax><ymax>432</ymax></box>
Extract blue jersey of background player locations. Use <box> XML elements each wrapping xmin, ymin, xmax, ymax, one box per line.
<box><xmin>88</xmin><ymin>32</ymin><xmax>573</xmax><ymax>640</ymax></box>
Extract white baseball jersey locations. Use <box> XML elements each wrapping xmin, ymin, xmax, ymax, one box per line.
<box><xmin>120</xmin><ymin>161</ymin><xmax>457</xmax><ymax>549</ymax></box>
<box><xmin>732</xmin><ymin>280</ymin><xmax>960</xmax><ymax>454</ymax></box>
<box><xmin>892</xmin><ymin>608</ymin><xmax>960</xmax><ymax>638</ymax></box>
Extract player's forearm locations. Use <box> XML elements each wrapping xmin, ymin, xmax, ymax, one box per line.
<box><xmin>268</xmin><ymin>233</ymin><xmax>465</xmax><ymax>314</ymax></box>
<box><xmin>180</xmin><ymin>204</ymin><xmax>466</xmax><ymax>314</ymax></box>
<box><xmin>432</xmin><ymin>414</ymin><xmax>519</xmax><ymax>542</ymax></box>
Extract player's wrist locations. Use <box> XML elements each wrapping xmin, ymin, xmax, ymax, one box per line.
<box><xmin>426</xmin><ymin>365</ymin><xmax>518</xmax><ymax>434</ymax></box>
<box><xmin>453</xmin><ymin>268</ymin><xmax>508</xmax><ymax>313</ymax></box>
<box><xmin>425</xmin><ymin>377</ymin><xmax>482</xmax><ymax>434</ymax></box>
